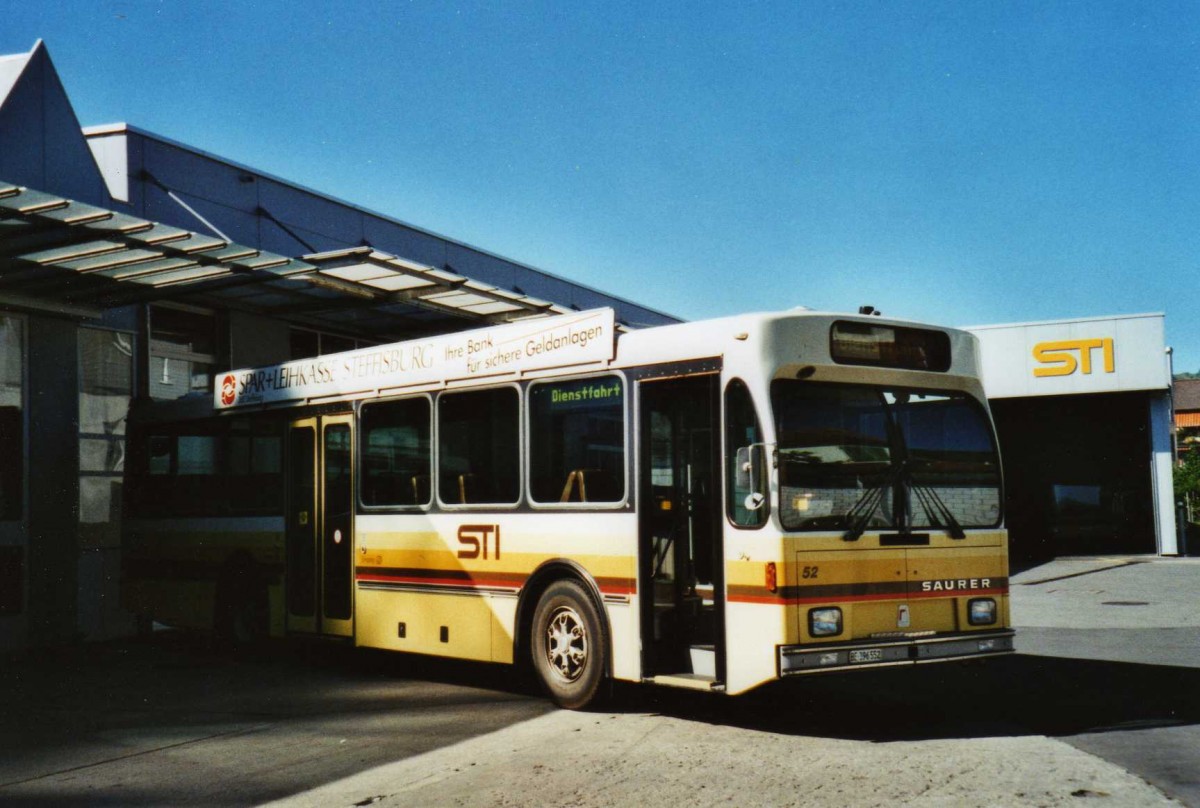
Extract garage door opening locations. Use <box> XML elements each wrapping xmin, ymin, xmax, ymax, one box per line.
<box><xmin>991</xmin><ymin>392</ymin><xmax>1156</xmax><ymax>569</ymax></box>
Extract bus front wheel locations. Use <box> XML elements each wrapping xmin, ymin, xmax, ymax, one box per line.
<box><xmin>530</xmin><ymin>580</ymin><xmax>606</xmax><ymax>709</ymax></box>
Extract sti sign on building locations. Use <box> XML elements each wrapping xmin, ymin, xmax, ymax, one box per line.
<box><xmin>967</xmin><ymin>313</ymin><xmax>1170</xmax><ymax>400</ymax></box>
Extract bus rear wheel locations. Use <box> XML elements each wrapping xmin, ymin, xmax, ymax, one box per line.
<box><xmin>214</xmin><ymin>564</ymin><xmax>268</xmax><ymax>648</ymax></box>
<box><xmin>530</xmin><ymin>580</ymin><xmax>606</xmax><ymax>709</ymax></box>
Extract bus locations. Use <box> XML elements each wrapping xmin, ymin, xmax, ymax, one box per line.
<box><xmin>122</xmin><ymin>307</ymin><xmax>1013</xmax><ymax>708</ymax></box>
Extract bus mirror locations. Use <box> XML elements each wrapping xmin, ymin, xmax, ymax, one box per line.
<box><xmin>736</xmin><ymin>446</ymin><xmax>753</xmax><ymax>489</ymax></box>
<box><xmin>736</xmin><ymin>444</ymin><xmax>769</xmax><ymax>513</ymax></box>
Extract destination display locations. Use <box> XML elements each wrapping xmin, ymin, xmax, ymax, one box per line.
<box><xmin>215</xmin><ymin>308</ymin><xmax>616</xmax><ymax>409</ymax></box>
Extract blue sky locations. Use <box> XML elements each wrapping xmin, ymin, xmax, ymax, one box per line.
<box><xmin>4</xmin><ymin>1</ymin><xmax>1198</xmax><ymax>371</ymax></box>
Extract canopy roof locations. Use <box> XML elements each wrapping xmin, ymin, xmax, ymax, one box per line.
<box><xmin>0</xmin><ymin>182</ymin><xmax>575</xmax><ymax>338</ymax></box>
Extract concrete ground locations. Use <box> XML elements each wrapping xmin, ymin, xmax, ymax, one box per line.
<box><xmin>2</xmin><ymin>556</ymin><xmax>1198</xmax><ymax>806</ymax></box>
<box><xmin>272</xmin><ymin>555</ymin><xmax>1200</xmax><ymax>808</ymax></box>
<box><xmin>268</xmin><ymin>708</ymin><xmax>1180</xmax><ymax>808</ymax></box>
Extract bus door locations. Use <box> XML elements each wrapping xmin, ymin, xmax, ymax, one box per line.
<box><xmin>286</xmin><ymin>414</ymin><xmax>354</xmax><ymax>638</ymax></box>
<box><xmin>638</xmin><ymin>374</ymin><xmax>725</xmax><ymax>685</ymax></box>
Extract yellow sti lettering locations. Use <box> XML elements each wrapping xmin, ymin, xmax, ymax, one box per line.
<box><xmin>1032</xmin><ymin>338</ymin><xmax>1115</xmax><ymax>378</ymax></box>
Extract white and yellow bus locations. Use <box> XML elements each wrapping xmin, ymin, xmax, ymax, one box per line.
<box><xmin>122</xmin><ymin>307</ymin><xmax>1013</xmax><ymax>708</ymax></box>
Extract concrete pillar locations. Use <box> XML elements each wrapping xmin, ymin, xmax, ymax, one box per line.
<box><xmin>26</xmin><ymin>316</ymin><xmax>80</xmax><ymax>645</ymax></box>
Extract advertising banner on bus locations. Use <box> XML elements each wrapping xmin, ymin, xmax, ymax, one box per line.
<box><xmin>215</xmin><ymin>308</ymin><xmax>616</xmax><ymax>409</ymax></box>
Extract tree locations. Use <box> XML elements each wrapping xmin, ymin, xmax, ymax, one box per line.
<box><xmin>1176</xmin><ymin>451</ymin><xmax>1200</xmax><ymax>501</ymax></box>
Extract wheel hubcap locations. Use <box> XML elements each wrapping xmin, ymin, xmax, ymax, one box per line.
<box><xmin>545</xmin><ymin>606</ymin><xmax>588</xmax><ymax>682</ymax></box>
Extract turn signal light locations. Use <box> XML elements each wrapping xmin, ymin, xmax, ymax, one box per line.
<box><xmin>765</xmin><ymin>562</ymin><xmax>778</xmax><ymax>593</ymax></box>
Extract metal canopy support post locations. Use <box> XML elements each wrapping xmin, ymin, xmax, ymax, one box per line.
<box><xmin>1149</xmin><ymin>392</ymin><xmax>1180</xmax><ymax>555</ymax></box>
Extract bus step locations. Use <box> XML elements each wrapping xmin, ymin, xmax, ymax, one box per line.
<box><xmin>649</xmin><ymin>673</ymin><xmax>719</xmax><ymax>691</ymax></box>
<box><xmin>689</xmin><ymin>644</ymin><xmax>715</xmax><ymax>677</ymax></box>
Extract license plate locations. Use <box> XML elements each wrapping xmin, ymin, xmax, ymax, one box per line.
<box><xmin>849</xmin><ymin>648</ymin><xmax>883</xmax><ymax>664</ymax></box>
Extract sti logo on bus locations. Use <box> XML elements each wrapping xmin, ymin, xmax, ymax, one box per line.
<box><xmin>1032</xmin><ymin>338</ymin><xmax>1115</xmax><ymax>378</ymax></box>
<box><xmin>457</xmin><ymin>524</ymin><xmax>501</xmax><ymax>560</ymax></box>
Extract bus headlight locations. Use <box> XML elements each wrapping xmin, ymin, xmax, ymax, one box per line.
<box><xmin>809</xmin><ymin>607</ymin><xmax>842</xmax><ymax>637</ymax></box>
<box><xmin>968</xmin><ymin>598</ymin><xmax>997</xmax><ymax>626</ymax></box>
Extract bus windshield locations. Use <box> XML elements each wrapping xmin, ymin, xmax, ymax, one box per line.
<box><xmin>771</xmin><ymin>381</ymin><xmax>1001</xmax><ymax>533</ymax></box>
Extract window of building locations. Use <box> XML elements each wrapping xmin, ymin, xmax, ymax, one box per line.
<box><xmin>0</xmin><ymin>315</ymin><xmax>22</xmax><ymax>521</ymax></box>
<box><xmin>322</xmin><ymin>334</ymin><xmax>356</xmax><ymax>355</ymax></box>
<box><xmin>79</xmin><ymin>328</ymin><xmax>134</xmax><ymax>533</ymax></box>
<box><xmin>438</xmin><ymin>388</ymin><xmax>520</xmax><ymax>505</ymax></box>
<box><xmin>361</xmin><ymin>397</ymin><xmax>432</xmax><ymax>507</ymax></box>
<box><xmin>528</xmin><ymin>375</ymin><xmax>625</xmax><ymax>504</ymax></box>
<box><xmin>290</xmin><ymin>329</ymin><xmax>319</xmax><ymax>360</ymax></box>
<box><xmin>289</xmin><ymin>328</ymin><xmax>367</xmax><ymax>360</ymax></box>
<box><xmin>149</xmin><ymin>305</ymin><xmax>218</xmax><ymax>400</ymax></box>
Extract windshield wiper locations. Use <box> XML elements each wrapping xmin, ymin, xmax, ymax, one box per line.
<box><xmin>841</xmin><ymin>474</ymin><xmax>891</xmax><ymax>542</ymax></box>
<box><xmin>842</xmin><ymin>465</ymin><xmax>967</xmax><ymax>542</ymax></box>
<box><xmin>908</xmin><ymin>475</ymin><xmax>966</xmax><ymax>539</ymax></box>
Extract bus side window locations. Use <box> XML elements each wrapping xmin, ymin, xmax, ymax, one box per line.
<box><xmin>228</xmin><ymin>419</ymin><xmax>283</xmax><ymax>514</ymax></box>
<box><xmin>437</xmin><ymin>388</ymin><xmax>519</xmax><ymax>506</ymax></box>
<box><xmin>528</xmin><ymin>375</ymin><xmax>625</xmax><ymax>505</ymax></box>
<box><xmin>147</xmin><ymin>435</ymin><xmax>173</xmax><ymax>474</ymax></box>
<box><xmin>176</xmin><ymin>434</ymin><xmax>221</xmax><ymax>514</ymax></box>
<box><xmin>137</xmin><ymin>434</ymin><xmax>176</xmax><ymax>517</ymax></box>
<box><xmin>725</xmin><ymin>379</ymin><xmax>767</xmax><ymax>528</ymax></box>
<box><xmin>361</xmin><ymin>397</ymin><xmax>432</xmax><ymax>508</ymax></box>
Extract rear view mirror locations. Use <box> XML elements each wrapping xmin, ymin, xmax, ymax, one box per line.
<box><xmin>735</xmin><ymin>446</ymin><xmax>753</xmax><ymax>489</ymax></box>
<box><xmin>734</xmin><ymin>444</ymin><xmax>769</xmax><ymax>522</ymax></box>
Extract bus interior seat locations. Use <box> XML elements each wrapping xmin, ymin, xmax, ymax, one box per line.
<box><xmin>560</xmin><ymin>469</ymin><xmax>618</xmax><ymax>503</ymax></box>
<box><xmin>457</xmin><ymin>473</ymin><xmax>476</xmax><ymax>504</ymax></box>
<box><xmin>559</xmin><ymin>469</ymin><xmax>588</xmax><ymax>502</ymax></box>
<box><xmin>410</xmin><ymin>473</ymin><xmax>430</xmax><ymax>505</ymax></box>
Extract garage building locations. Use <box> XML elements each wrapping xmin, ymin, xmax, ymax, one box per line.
<box><xmin>968</xmin><ymin>314</ymin><xmax>1178</xmax><ymax>566</ymax></box>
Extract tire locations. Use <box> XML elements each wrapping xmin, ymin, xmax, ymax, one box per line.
<box><xmin>530</xmin><ymin>579</ymin><xmax>607</xmax><ymax>709</ymax></box>
<box><xmin>214</xmin><ymin>564</ymin><xmax>269</xmax><ymax>649</ymax></box>
<box><xmin>134</xmin><ymin>614</ymin><xmax>155</xmax><ymax>639</ymax></box>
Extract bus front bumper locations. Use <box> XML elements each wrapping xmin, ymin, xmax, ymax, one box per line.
<box><xmin>779</xmin><ymin>630</ymin><xmax>1015</xmax><ymax>675</ymax></box>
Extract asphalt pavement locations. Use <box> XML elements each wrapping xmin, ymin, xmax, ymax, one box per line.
<box><xmin>1010</xmin><ymin>555</ymin><xmax>1200</xmax><ymax>806</ymax></box>
<box><xmin>1012</xmin><ymin>555</ymin><xmax>1200</xmax><ymax>666</ymax></box>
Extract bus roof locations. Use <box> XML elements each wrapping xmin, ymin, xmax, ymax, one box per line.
<box><xmin>212</xmin><ymin>307</ymin><xmax>981</xmax><ymax>411</ymax></box>
<box><xmin>215</xmin><ymin>308</ymin><xmax>618</xmax><ymax>410</ymax></box>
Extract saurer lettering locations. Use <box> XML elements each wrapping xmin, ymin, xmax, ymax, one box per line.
<box><xmin>920</xmin><ymin>578</ymin><xmax>992</xmax><ymax>592</ymax></box>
